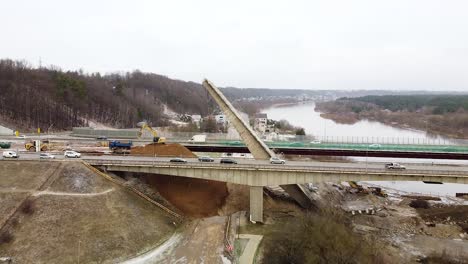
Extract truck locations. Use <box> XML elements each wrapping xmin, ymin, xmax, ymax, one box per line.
<box><xmin>188</xmin><ymin>134</ymin><xmax>206</xmax><ymax>143</ymax></box>
<box><xmin>109</xmin><ymin>140</ymin><xmax>133</xmax><ymax>154</ymax></box>
<box><xmin>0</xmin><ymin>142</ymin><xmax>11</xmax><ymax>149</ymax></box>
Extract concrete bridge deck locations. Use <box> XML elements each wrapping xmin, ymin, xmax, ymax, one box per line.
<box><xmin>86</xmin><ymin>159</ymin><xmax>468</xmax><ymax>186</ymax></box>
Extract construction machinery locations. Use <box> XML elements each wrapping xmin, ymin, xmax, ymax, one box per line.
<box><xmin>137</xmin><ymin>122</ymin><xmax>166</xmax><ymax>144</ymax></box>
<box><xmin>109</xmin><ymin>140</ymin><xmax>133</xmax><ymax>154</ymax></box>
<box><xmin>25</xmin><ymin>140</ymin><xmax>49</xmax><ymax>151</ymax></box>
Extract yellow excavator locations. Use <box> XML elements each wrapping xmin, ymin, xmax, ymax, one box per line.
<box><xmin>137</xmin><ymin>122</ymin><xmax>166</xmax><ymax>144</ymax></box>
<box><xmin>25</xmin><ymin>140</ymin><xmax>49</xmax><ymax>151</ymax></box>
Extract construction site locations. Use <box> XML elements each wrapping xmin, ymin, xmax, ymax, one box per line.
<box><xmin>1</xmin><ymin>155</ymin><xmax>468</xmax><ymax>263</ymax></box>
<box><xmin>1</xmin><ymin>81</ymin><xmax>468</xmax><ymax>263</ymax></box>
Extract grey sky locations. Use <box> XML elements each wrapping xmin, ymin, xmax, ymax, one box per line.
<box><xmin>1</xmin><ymin>0</ymin><xmax>467</xmax><ymax>90</ymax></box>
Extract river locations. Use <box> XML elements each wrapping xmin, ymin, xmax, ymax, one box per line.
<box><xmin>264</xmin><ymin>102</ymin><xmax>450</xmax><ymax>144</ymax></box>
<box><xmin>263</xmin><ymin>102</ymin><xmax>468</xmax><ymax>196</ymax></box>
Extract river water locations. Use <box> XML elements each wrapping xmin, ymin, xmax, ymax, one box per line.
<box><xmin>263</xmin><ymin>102</ymin><xmax>468</xmax><ymax>196</ymax></box>
<box><xmin>264</xmin><ymin>102</ymin><xmax>450</xmax><ymax>144</ymax></box>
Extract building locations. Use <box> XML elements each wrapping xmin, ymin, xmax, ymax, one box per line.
<box><xmin>215</xmin><ymin>114</ymin><xmax>227</xmax><ymax>124</ymax></box>
<box><xmin>191</xmin><ymin>115</ymin><xmax>202</xmax><ymax>124</ymax></box>
<box><xmin>254</xmin><ymin>113</ymin><xmax>268</xmax><ymax>133</ymax></box>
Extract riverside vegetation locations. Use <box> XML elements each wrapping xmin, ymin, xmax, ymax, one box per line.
<box><xmin>316</xmin><ymin>95</ymin><xmax>468</xmax><ymax>139</ymax></box>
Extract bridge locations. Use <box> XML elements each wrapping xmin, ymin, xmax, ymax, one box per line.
<box><xmin>183</xmin><ymin>145</ymin><xmax>468</xmax><ymax>160</ymax></box>
<box><xmin>86</xmin><ymin>159</ymin><xmax>468</xmax><ymax>186</ymax></box>
<box><xmin>86</xmin><ymin>157</ymin><xmax>468</xmax><ymax>222</ymax></box>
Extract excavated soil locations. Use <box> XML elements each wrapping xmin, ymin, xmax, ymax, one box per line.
<box><xmin>143</xmin><ymin>174</ymin><xmax>228</xmax><ymax>217</ymax></box>
<box><xmin>418</xmin><ymin>205</ymin><xmax>468</xmax><ymax>223</ymax></box>
<box><xmin>131</xmin><ymin>143</ymin><xmax>197</xmax><ymax>158</ymax></box>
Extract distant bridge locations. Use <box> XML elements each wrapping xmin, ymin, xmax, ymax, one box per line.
<box><xmin>183</xmin><ymin>145</ymin><xmax>468</xmax><ymax>160</ymax></box>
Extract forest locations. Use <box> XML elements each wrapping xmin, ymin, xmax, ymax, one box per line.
<box><xmin>0</xmin><ymin>59</ymin><xmax>329</xmax><ymax>132</ymax></box>
<box><xmin>316</xmin><ymin>94</ymin><xmax>468</xmax><ymax>138</ymax></box>
<box><xmin>0</xmin><ymin>59</ymin><xmax>220</xmax><ymax>131</ymax></box>
<box><xmin>346</xmin><ymin>95</ymin><xmax>468</xmax><ymax>114</ymax></box>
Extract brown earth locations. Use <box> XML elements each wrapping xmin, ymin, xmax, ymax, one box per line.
<box><xmin>143</xmin><ymin>174</ymin><xmax>229</xmax><ymax>217</ymax></box>
<box><xmin>417</xmin><ymin>205</ymin><xmax>468</xmax><ymax>223</ymax></box>
<box><xmin>131</xmin><ymin>143</ymin><xmax>197</xmax><ymax>158</ymax></box>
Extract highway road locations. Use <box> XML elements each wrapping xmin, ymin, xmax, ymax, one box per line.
<box><xmin>3</xmin><ymin>134</ymin><xmax>468</xmax><ymax>153</ymax></box>
<box><xmin>4</xmin><ymin>152</ymin><xmax>468</xmax><ymax>176</ymax></box>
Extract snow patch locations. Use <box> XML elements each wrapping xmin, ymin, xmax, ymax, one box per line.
<box><xmin>120</xmin><ymin>233</ymin><xmax>182</xmax><ymax>264</ymax></box>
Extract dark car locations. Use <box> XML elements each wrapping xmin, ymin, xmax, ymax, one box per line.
<box><xmin>220</xmin><ymin>158</ymin><xmax>237</xmax><ymax>164</ymax></box>
<box><xmin>170</xmin><ymin>158</ymin><xmax>187</xmax><ymax>163</ymax></box>
<box><xmin>96</xmin><ymin>136</ymin><xmax>108</xmax><ymax>140</ymax></box>
<box><xmin>198</xmin><ymin>156</ymin><xmax>214</xmax><ymax>162</ymax></box>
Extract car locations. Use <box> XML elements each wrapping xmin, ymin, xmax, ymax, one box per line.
<box><xmin>2</xmin><ymin>151</ymin><xmax>19</xmax><ymax>158</ymax></box>
<box><xmin>170</xmin><ymin>158</ymin><xmax>187</xmax><ymax>163</ymax></box>
<box><xmin>16</xmin><ymin>135</ymin><xmax>26</xmax><ymax>139</ymax></box>
<box><xmin>385</xmin><ymin>162</ymin><xmax>406</xmax><ymax>170</ymax></box>
<box><xmin>369</xmin><ymin>144</ymin><xmax>382</xmax><ymax>149</ymax></box>
<box><xmin>64</xmin><ymin>150</ymin><xmax>81</xmax><ymax>158</ymax></box>
<box><xmin>310</xmin><ymin>139</ymin><xmax>321</xmax><ymax>144</ymax></box>
<box><xmin>96</xmin><ymin>136</ymin><xmax>108</xmax><ymax>140</ymax></box>
<box><xmin>198</xmin><ymin>156</ymin><xmax>214</xmax><ymax>162</ymax></box>
<box><xmin>220</xmin><ymin>158</ymin><xmax>237</xmax><ymax>164</ymax></box>
<box><xmin>40</xmin><ymin>153</ymin><xmax>55</xmax><ymax>159</ymax></box>
<box><xmin>270</xmin><ymin>157</ymin><xmax>286</xmax><ymax>164</ymax></box>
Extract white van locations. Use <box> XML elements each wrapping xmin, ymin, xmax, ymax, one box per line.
<box><xmin>3</xmin><ymin>151</ymin><xmax>19</xmax><ymax>158</ymax></box>
<box><xmin>64</xmin><ymin>151</ymin><xmax>81</xmax><ymax>158</ymax></box>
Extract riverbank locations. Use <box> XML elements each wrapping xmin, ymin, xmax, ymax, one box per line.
<box><xmin>315</xmin><ymin>101</ymin><xmax>468</xmax><ymax>139</ymax></box>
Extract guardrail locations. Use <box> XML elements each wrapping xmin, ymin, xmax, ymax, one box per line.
<box><xmin>83</xmin><ymin>159</ymin><xmax>468</xmax><ymax>177</ymax></box>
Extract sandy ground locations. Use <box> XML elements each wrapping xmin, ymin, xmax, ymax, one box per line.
<box><xmin>0</xmin><ymin>161</ymin><xmax>177</xmax><ymax>263</ymax></box>
<box><xmin>143</xmin><ymin>174</ymin><xmax>229</xmax><ymax>217</ymax></box>
<box><xmin>122</xmin><ymin>216</ymin><xmax>229</xmax><ymax>264</ymax></box>
<box><xmin>158</xmin><ymin>217</ymin><xmax>228</xmax><ymax>263</ymax></box>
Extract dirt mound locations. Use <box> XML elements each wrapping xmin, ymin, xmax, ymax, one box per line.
<box><xmin>131</xmin><ymin>143</ymin><xmax>196</xmax><ymax>158</ymax></box>
<box><xmin>418</xmin><ymin>205</ymin><xmax>468</xmax><ymax>223</ymax></box>
<box><xmin>143</xmin><ymin>174</ymin><xmax>228</xmax><ymax>217</ymax></box>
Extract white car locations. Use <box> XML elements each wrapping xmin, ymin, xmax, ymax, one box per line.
<box><xmin>64</xmin><ymin>151</ymin><xmax>81</xmax><ymax>158</ymax></box>
<box><xmin>310</xmin><ymin>139</ymin><xmax>321</xmax><ymax>144</ymax></box>
<box><xmin>385</xmin><ymin>162</ymin><xmax>406</xmax><ymax>170</ymax></box>
<box><xmin>3</xmin><ymin>151</ymin><xmax>19</xmax><ymax>158</ymax></box>
<box><xmin>16</xmin><ymin>135</ymin><xmax>26</xmax><ymax>139</ymax></box>
<box><xmin>369</xmin><ymin>144</ymin><xmax>382</xmax><ymax>149</ymax></box>
<box><xmin>40</xmin><ymin>153</ymin><xmax>55</xmax><ymax>159</ymax></box>
<box><xmin>270</xmin><ymin>157</ymin><xmax>286</xmax><ymax>164</ymax></box>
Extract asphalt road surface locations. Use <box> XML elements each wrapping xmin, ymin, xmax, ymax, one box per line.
<box><xmin>3</xmin><ymin>152</ymin><xmax>468</xmax><ymax>175</ymax></box>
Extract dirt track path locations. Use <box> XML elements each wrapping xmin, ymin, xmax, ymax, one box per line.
<box><xmin>32</xmin><ymin>188</ymin><xmax>114</xmax><ymax>197</ymax></box>
<box><xmin>0</xmin><ymin>187</ymin><xmax>115</xmax><ymax>197</ymax></box>
<box><xmin>122</xmin><ymin>216</ymin><xmax>229</xmax><ymax>264</ymax></box>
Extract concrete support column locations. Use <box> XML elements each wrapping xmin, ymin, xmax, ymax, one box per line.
<box><xmin>249</xmin><ymin>186</ymin><xmax>263</xmax><ymax>223</ymax></box>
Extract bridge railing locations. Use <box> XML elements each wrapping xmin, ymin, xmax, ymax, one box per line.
<box><xmin>84</xmin><ymin>159</ymin><xmax>468</xmax><ymax>177</ymax></box>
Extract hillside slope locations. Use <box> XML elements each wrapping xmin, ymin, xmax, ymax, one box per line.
<box><xmin>0</xmin><ymin>59</ymin><xmax>210</xmax><ymax>131</ymax></box>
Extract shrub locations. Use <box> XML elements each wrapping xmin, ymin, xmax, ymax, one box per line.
<box><xmin>21</xmin><ymin>199</ymin><xmax>35</xmax><ymax>215</ymax></box>
<box><xmin>0</xmin><ymin>232</ymin><xmax>13</xmax><ymax>244</ymax></box>
<box><xmin>262</xmin><ymin>211</ymin><xmax>384</xmax><ymax>264</ymax></box>
<box><xmin>409</xmin><ymin>199</ymin><xmax>430</xmax><ymax>209</ymax></box>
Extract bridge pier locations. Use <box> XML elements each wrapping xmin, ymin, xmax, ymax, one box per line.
<box><xmin>249</xmin><ymin>186</ymin><xmax>263</xmax><ymax>223</ymax></box>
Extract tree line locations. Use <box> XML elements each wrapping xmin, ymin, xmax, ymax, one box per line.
<box><xmin>344</xmin><ymin>95</ymin><xmax>468</xmax><ymax>114</ymax></box>
<box><xmin>0</xmin><ymin>60</ymin><xmax>218</xmax><ymax>131</ymax></box>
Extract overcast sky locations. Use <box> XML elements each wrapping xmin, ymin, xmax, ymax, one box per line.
<box><xmin>1</xmin><ymin>0</ymin><xmax>467</xmax><ymax>90</ymax></box>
